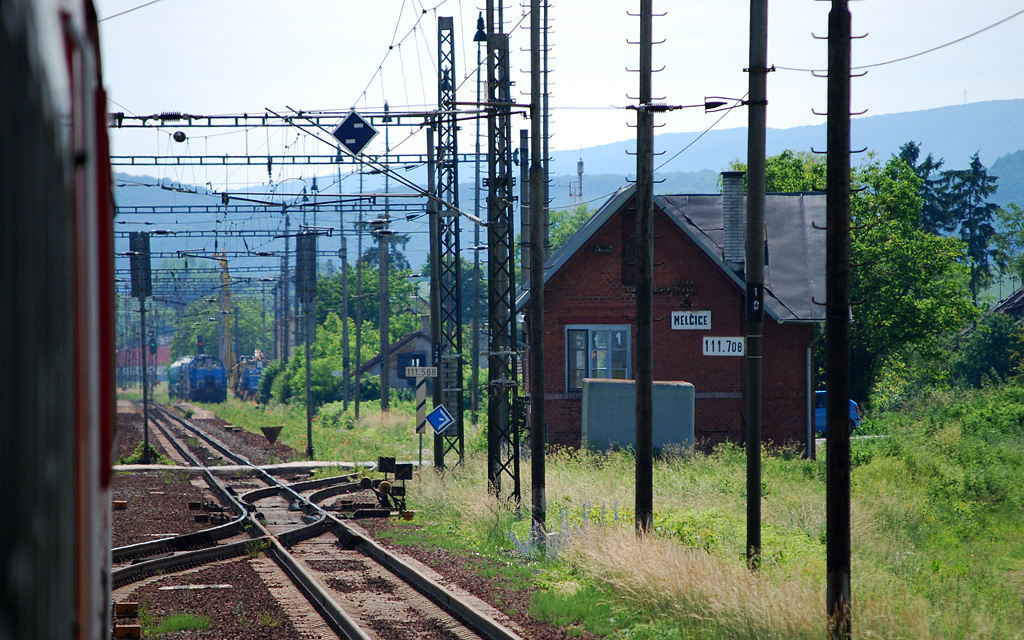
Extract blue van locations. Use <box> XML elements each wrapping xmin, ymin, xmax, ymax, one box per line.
<box><xmin>814</xmin><ymin>390</ymin><xmax>862</xmax><ymax>435</ymax></box>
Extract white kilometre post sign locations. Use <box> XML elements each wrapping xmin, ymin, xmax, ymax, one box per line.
<box><xmin>406</xmin><ymin>366</ymin><xmax>438</xmax><ymax>467</ymax></box>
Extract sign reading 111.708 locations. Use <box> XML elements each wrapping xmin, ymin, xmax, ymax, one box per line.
<box><xmin>703</xmin><ymin>337</ymin><xmax>745</xmax><ymax>356</ymax></box>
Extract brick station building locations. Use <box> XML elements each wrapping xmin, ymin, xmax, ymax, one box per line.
<box><xmin>518</xmin><ymin>172</ymin><xmax>826</xmax><ymax>454</ymax></box>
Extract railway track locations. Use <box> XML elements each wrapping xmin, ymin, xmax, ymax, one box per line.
<box><xmin>112</xmin><ymin>401</ymin><xmax>523</xmax><ymax>640</ymax></box>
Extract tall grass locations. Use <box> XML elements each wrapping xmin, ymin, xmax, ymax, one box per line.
<box><xmin>405</xmin><ymin>402</ymin><xmax>1024</xmax><ymax>638</ymax></box>
<box><xmin>190</xmin><ymin>396</ymin><xmax>424</xmax><ymax>463</ymax></box>
<box><xmin>181</xmin><ymin>385</ymin><xmax>1024</xmax><ymax>638</ymax></box>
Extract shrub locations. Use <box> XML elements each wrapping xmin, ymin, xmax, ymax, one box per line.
<box><xmin>258</xmin><ymin>359</ymin><xmax>283</xmax><ymax>405</ymax></box>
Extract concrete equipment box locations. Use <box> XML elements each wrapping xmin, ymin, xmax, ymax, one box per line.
<box><xmin>581</xmin><ymin>379</ymin><xmax>695</xmax><ymax>451</ymax></box>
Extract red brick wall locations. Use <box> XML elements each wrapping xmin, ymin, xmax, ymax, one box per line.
<box><xmin>528</xmin><ymin>196</ymin><xmax>815</xmax><ymax>453</ymax></box>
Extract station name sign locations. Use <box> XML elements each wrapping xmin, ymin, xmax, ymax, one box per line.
<box><xmin>670</xmin><ymin>310</ymin><xmax>711</xmax><ymax>330</ymax></box>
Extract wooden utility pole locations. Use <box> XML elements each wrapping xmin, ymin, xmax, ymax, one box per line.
<box><xmin>634</xmin><ymin>0</ymin><xmax>654</xmax><ymax>535</ymax></box>
<box><xmin>826</xmin><ymin>0</ymin><xmax>853</xmax><ymax>636</ymax></box>
<box><xmin>746</xmin><ymin>0</ymin><xmax>768</xmax><ymax>570</ymax></box>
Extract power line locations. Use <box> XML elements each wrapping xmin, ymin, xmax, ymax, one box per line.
<box><xmin>777</xmin><ymin>8</ymin><xmax>1024</xmax><ymax>73</ymax></box>
<box><xmin>98</xmin><ymin>0</ymin><xmax>168</xmax><ymax>22</ymax></box>
<box><xmin>656</xmin><ymin>95</ymin><xmax>747</xmax><ymax>172</ymax></box>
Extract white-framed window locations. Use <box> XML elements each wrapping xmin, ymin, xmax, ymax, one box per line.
<box><xmin>565</xmin><ymin>325</ymin><xmax>631</xmax><ymax>392</ymax></box>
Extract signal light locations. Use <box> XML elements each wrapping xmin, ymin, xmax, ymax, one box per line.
<box><xmin>149</xmin><ymin>332</ymin><xmax>157</xmax><ymax>354</ymax></box>
<box><xmin>197</xmin><ymin>335</ymin><xmax>204</xmax><ymax>354</ymax></box>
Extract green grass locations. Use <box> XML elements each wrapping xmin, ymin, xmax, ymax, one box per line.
<box><xmin>189</xmin><ymin>395</ymin><xmax>430</xmax><ymax>464</ymax></box>
<box><xmin>148</xmin><ymin>612</ymin><xmax>209</xmax><ymax>634</ymax></box>
<box><xmin>116</xmin><ymin>441</ymin><xmax>173</xmax><ymax>465</ymax></box>
<box><xmin>161</xmin><ymin>384</ymin><xmax>1024</xmax><ymax>638</ymax></box>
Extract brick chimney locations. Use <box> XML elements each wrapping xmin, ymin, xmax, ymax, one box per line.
<box><xmin>721</xmin><ymin>171</ymin><xmax>745</xmax><ymax>273</ymax></box>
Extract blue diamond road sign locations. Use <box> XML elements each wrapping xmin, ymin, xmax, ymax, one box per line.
<box><xmin>426</xmin><ymin>404</ymin><xmax>455</xmax><ymax>435</ymax></box>
<box><xmin>332</xmin><ymin>111</ymin><xmax>378</xmax><ymax>157</ymax></box>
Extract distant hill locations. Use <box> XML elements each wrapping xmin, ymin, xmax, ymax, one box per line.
<box><xmin>114</xmin><ymin>99</ymin><xmax>1024</xmax><ymax>270</ymax></box>
<box><xmin>551</xmin><ymin>98</ymin><xmax>1024</xmax><ymax>179</ymax></box>
<box><xmin>991</xmin><ymin>150</ymin><xmax>1024</xmax><ymax>207</ymax></box>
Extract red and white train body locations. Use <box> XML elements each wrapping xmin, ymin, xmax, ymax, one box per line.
<box><xmin>1</xmin><ymin>0</ymin><xmax>114</xmax><ymax>637</ymax></box>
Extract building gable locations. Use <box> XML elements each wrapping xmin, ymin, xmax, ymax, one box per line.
<box><xmin>518</xmin><ymin>183</ymin><xmax>826</xmax><ymax>324</ymax></box>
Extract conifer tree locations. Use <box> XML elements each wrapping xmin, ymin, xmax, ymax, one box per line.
<box><xmin>944</xmin><ymin>153</ymin><xmax>999</xmax><ymax>303</ymax></box>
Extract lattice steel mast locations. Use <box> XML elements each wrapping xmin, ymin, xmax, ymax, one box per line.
<box><xmin>486</xmin><ymin>0</ymin><xmax>520</xmax><ymax>500</ymax></box>
<box><xmin>434</xmin><ymin>16</ymin><xmax>465</xmax><ymax>466</ymax></box>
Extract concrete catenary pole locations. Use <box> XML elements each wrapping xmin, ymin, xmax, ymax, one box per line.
<box><xmin>283</xmin><ymin>207</ymin><xmax>291</xmax><ymax>363</ymax></box>
<box><xmin>826</xmin><ymin>0</ymin><xmax>853</xmax><ymax>636</ymax></box>
<box><xmin>472</xmin><ymin>14</ymin><xmax>486</xmax><ymax>428</ymax></box>
<box><xmin>530</xmin><ymin>0</ymin><xmax>547</xmax><ymax>534</ymax></box>
<box><xmin>634</xmin><ymin>0</ymin><xmax>655</xmax><ymax>536</ymax></box>
<box><xmin>340</xmin><ymin>165</ymin><xmax>351</xmax><ymax>411</ymax></box>
<box><xmin>139</xmin><ymin>298</ymin><xmax>149</xmax><ymax>463</ymax></box>
<box><xmin>354</xmin><ymin>172</ymin><xmax>365</xmax><ymax>419</ymax></box>
<box><xmin>746</xmin><ymin>0</ymin><xmax>768</xmax><ymax>570</ymax></box>
<box><xmin>379</xmin><ymin>109</ymin><xmax>391</xmax><ymax>412</ymax></box>
<box><xmin>427</xmin><ymin>128</ymin><xmax>445</xmax><ymax>469</ymax></box>
<box><xmin>378</xmin><ymin>226</ymin><xmax>390</xmax><ymax>412</ymax></box>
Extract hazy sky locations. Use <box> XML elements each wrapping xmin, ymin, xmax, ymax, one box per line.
<box><xmin>96</xmin><ymin>0</ymin><xmax>1024</xmax><ymax>186</ymax></box>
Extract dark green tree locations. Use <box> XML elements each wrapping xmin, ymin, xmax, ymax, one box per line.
<box><xmin>515</xmin><ymin>204</ymin><xmax>594</xmax><ymax>282</ymax></box>
<box><xmin>420</xmin><ymin>254</ymin><xmax>486</xmax><ymax>321</ymax></box>
<box><xmin>731</xmin><ymin>151</ymin><xmax>977</xmax><ymax>399</ymax></box>
<box><xmin>951</xmin><ymin>313</ymin><xmax>1024</xmax><ymax>388</ymax></box>
<box><xmin>898</xmin><ymin>141</ymin><xmax>949</xmax><ymax>233</ymax></box>
<box><xmin>314</xmin><ymin>264</ymin><xmax>418</xmax><ymax>341</ymax></box>
<box><xmin>359</xmin><ymin>231</ymin><xmax>412</xmax><ymax>271</ymax></box>
<box><xmin>728</xmin><ymin>150</ymin><xmax>826</xmax><ymax>193</ymax></box>
<box><xmin>549</xmin><ymin>204</ymin><xmax>595</xmax><ymax>253</ymax></box>
<box><xmin>944</xmin><ymin>153</ymin><xmax>1000</xmax><ymax>303</ymax></box>
<box><xmin>994</xmin><ymin>202</ymin><xmax>1024</xmax><ymax>283</ymax></box>
<box><xmin>850</xmin><ymin>156</ymin><xmax>977</xmax><ymax>399</ymax></box>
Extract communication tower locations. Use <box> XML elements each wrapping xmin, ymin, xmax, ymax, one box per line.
<box><xmin>569</xmin><ymin>156</ymin><xmax>584</xmax><ymax>204</ymax></box>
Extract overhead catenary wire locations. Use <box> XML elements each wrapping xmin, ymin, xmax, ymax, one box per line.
<box><xmin>655</xmin><ymin>95</ymin><xmax>747</xmax><ymax>172</ymax></box>
<box><xmin>273</xmin><ymin>106</ymin><xmax>485</xmax><ymax>226</ymax></box>
<box><xmin>351</xmin><ymin>0</ymin><xmax>450</xmax><ymax>111</ymax></box>
<box><xmin>776</xmin><ymin>8</ymin><xmax>1024</xmax><ymax>73</ymax></box>
<box><xmin>98</xmin><ymin>0</ymin><xmax>167</xmax><ymax>22</ymax></box>
<box><xmin>545</xmin><ymin>94</ymin><xmax>748</xmax><ymax>212</ymax></box>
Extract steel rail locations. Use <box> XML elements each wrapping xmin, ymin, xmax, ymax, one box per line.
<box><xmin>112</xmin><ymin>404</ymin><xmax>250</xmax><ymax>563</ymax></box>
<box><xmin>116</xmin><ymin>402</ymin><xmax>523</xmax><ymax>640</ymax></box>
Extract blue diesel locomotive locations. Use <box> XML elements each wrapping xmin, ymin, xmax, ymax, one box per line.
<box><xmin>233</xmin><ymin>354</ymin><xmax>266</xmax><ymax>401</ymax></box>
<box><xmin>168</xmin><ymin>355</ymin><xmax>228</xmax><ymax>403</ymax></box>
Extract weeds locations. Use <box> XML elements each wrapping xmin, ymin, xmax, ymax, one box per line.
<box><xmin>177</xmin><ymin>383</ymin><xmax>1024</xmax><ymax>639</ymax></box>
<box><xmin>150</xmin><ymin>613</ymin><xmax>209</xmax><ymax>634</ymax></box>
<box><xmin>244</xmin><ymin>538</ymin><xmax>270</xmax><ymax>558</ymax></box>
<box><xmin>116</xmin><ymin>442</ymin><xmax>171</xmax><ymax>465</ymax></box>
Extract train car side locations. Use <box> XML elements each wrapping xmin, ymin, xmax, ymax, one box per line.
<box><xmin>1</xmin><ymin>1</ymin><xmax>115</xmax><ymax>637</ymax></box>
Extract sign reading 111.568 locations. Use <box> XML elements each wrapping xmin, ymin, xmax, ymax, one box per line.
<box><xmin>703</xmin><ymin>337</ymin><xmax>745</xmax><ymax>356</ymax></box>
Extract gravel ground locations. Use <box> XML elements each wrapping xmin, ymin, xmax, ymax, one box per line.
<box><xmin>115</xmin><ymin>558</ymin><xmax>302</xmax><ymax>640</ymax></box>
<box><xmin>111</xmin><ymin>470</ymin><xmax>213</xmax><ymax>548</ymax></box>
<box><xmin>113</xmin><ymin>402</ymin><xmax>592</xmax><ymax>639</ymax></box>
<box><xmin>179</xmin><ymin>409</ymin><xmax>297</xmax><ymax>465</ymax></box>
<box><xmin>115</xmin><ymin>404</ymin><xmax>172</xmax><ymax>463</ymax></box>
<box><xmin>113</xmin><ymin>405</ymin><xmax>214</xmax><ymax>548</ymax></box>
<box><xmin>357</xmin><ymin>519</ymin><xmax>599</xmax><ymax>640</ymax></box>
